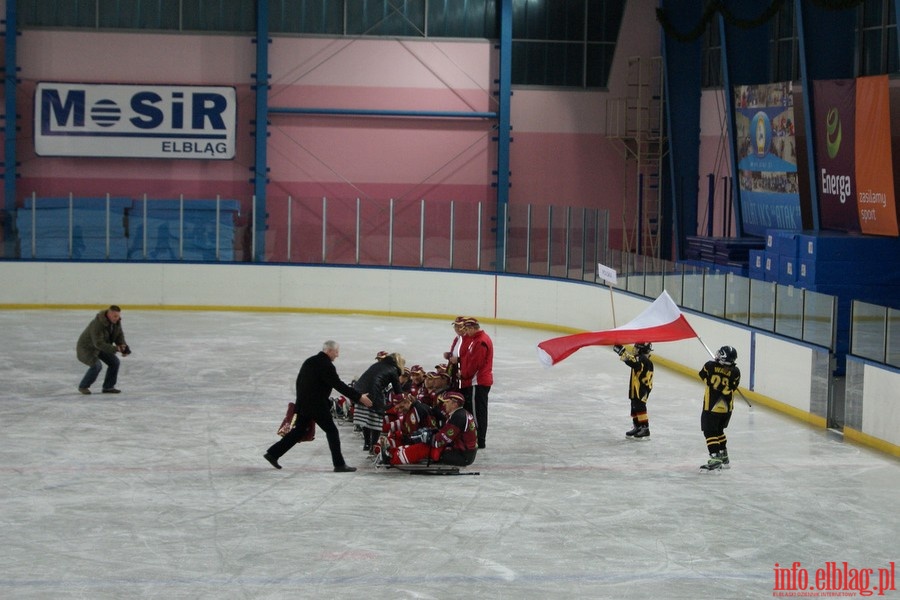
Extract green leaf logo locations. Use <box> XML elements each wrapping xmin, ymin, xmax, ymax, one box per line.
<box><xmin>825</xmin><ymin>107</ymin><xmax>842</xmax><ymax>159</ymax></box>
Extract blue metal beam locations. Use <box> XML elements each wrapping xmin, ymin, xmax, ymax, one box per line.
<box><xmin>269</xmin><ymin>107</ymin><xmax>498</xmax><ymax>119</ymax></box>
<box><xmin>797</xmin><ymin>0</ymin><xmax>857</xmax><ymax>233</ymax></box>
<box><xmin>661</xmin><ymin>0</ymin><xmax>703</xmax><ymax>260</ymax></box>
<box><xmin>252</xmin><ymin>0</ymin><xmax>270</xmax><ymax>262</ymax></box>
<box><xmin>719</xmin><ymin>0</ymin><xmax>774</xmax><ymax>239</ymax></box>
<box><xmin>495</xmin><ymin>0</ymin><xmax>512</xmax><ymax>271</ymax></box>
<box><xmin>3</xmin><ymin>0</ymin><xmax>19</xmax><ymax>256</ymax></box>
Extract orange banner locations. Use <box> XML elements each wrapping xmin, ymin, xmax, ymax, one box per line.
<box><xmin>854</xmin><ymin>75</ymin><xmax>899</xmax><ymax>236</ymax></box>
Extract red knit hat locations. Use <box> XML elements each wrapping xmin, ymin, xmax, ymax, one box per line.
<box><xmin>441</xmin><ymin>391</ymin><xmax>464</xmax><ymax>405</ymax></box>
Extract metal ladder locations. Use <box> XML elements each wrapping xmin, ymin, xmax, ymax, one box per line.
<box><xmin>606</xmin><ymin>56</ymin><xmax>666</xmax><ymax>259</ymax></box>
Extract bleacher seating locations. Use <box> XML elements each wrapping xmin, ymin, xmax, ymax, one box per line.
<box><xmin>16</xmin><ymin>198</ymin><xmax>239</xmax><ymax>261</ymax></box>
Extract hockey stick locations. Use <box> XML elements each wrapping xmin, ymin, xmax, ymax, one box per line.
<box><xmin>408</xmin><ymin>469</ymin><xmax>480</xmax><ymax>476</ymax></box>
<box><xmin>696</xmin><ymin>337</ymin><xmax>752</xmax><ymax>408</ymax></box>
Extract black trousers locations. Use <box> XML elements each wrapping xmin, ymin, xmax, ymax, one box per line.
<box><xmin>440</xmin><ymin>448</ymin><xmax>477</xmax><ymax>466</ymax></box>
<box><xmin>462</xmin><ymin>384</ymin><xmax>490</xmax><ymax>447</ymax></box>
<box><xmin>701</xmin><ymin>411</ymin><xmax>732</xmax><ymax>454</ymax></box>
<box><xmin>267</xmin><ymin>409</ymin><xmax>346</xmax><ymax>468</ymax></box>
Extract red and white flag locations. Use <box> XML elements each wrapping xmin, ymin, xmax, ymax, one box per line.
<box><xmin>537</xmin><ymin>290</ymin><xmax>698</xmax><ymax>366</ymax></box>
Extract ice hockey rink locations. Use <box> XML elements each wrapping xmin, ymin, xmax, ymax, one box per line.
<box><xmin>2</xmin><ymin>308</ymin><xmax>898</xmax><ymax>600</ymax></box>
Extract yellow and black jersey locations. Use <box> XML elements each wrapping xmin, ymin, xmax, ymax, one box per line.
<box><xmin>699</xmin><ymin>360</ymin><xmax>741</xmax><ymax>413</ymax></box>
<box><xmin>622</xmin><ymin>352</ymin><xmax>653</xmax><ymax>402</ymax></box>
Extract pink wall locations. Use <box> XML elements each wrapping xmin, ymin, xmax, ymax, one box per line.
<box><xmin>9</xmin><ymin>1</ymin><xmax>663</xmax><ymax>256</ymax></box>
<box><xmin>17</xmin><ymin>31</ymin><xmax>257</xmax><ymax>203</ymax></box>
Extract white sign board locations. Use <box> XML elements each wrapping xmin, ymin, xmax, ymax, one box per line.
<box><xmin>597</xmin><ymin>263</ymin><xmax>617</xmax><ymax>284</ymax></box>
<box><xmin>34</xmin><ymin>82</ymin><xmax>236</xmax><ymax>160</ymax></box>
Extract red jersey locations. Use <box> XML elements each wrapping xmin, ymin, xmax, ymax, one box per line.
<box><xmin>459</xmin><ymin>329</ymin><xmax>493</xmax><ymax>387</ymax></box>
<box><xmin>433</xmin><ymin>407</ymin><xmax>478</xmax><ymax>452</ymax></box>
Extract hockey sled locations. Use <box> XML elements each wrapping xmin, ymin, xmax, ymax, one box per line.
<box><xmin>387</xmin><ymin>463</ymin><xmax>479</xmax><ymax>476</ymax></box>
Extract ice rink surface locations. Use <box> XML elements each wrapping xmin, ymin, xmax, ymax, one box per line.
<box><xmin>2</xmin><ymin>309</ymin><xmax>899</xmax><ymax>600</ymax></box>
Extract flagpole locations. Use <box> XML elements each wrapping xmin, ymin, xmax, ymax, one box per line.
<box><xmin>609</xmin><ymin>285</ymin><xmax>617</xmax><ymax>327</ymax></box>
<box><xmin>696</xmin><ymin>337</ymin><xmax>752</xmax><ymax>408</ymax></box>
<box><xmin>597</xmin><ymin>263</ymin><xmax>618</xmax><ymax>327</ymax></box>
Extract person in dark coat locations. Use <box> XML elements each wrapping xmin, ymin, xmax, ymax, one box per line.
<box><xmin>75</xmin><ymin>305</ymin><xmax>130</xmax><ymax>394</ymax></box>
<box><xmin>353</xmin><ymin>352</ymin><xmax>405</xmax><ymax>452</ymax></box>
<box><xmin>264</xmin><ymin>341</ymin><xmax>372</xmax><ymax>472</ymax></box>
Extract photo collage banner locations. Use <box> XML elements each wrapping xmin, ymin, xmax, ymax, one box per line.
<box><xmin>733</xmin><ymin>82</ymin><xmax>802</xmax><ymax>237</ymax></box>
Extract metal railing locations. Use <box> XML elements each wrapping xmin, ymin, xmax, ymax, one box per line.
<box><xmin>2</xmin><ymin>193</ymin><xmax>843</xmax><ymax>352</ymax></box>
<box><xmin>607</xmin><ymin>250</ymin><xmax>837</xmax><ymax>351</ymax></box>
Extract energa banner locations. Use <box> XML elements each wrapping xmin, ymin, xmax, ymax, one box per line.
<box><xmin>854</xmin><ymin>75</ymin><xmax>898</xmax><ymax>236</ymax></box>
<box><xmin>813</xmin><ymin>76</ymin><xmax>898</xmax><ymax>236</ymax></box>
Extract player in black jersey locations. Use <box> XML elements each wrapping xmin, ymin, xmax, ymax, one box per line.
<box><xmin>613</xmin><ymin>342</ymin><xmax>654</xmax><ymax>439</ymax></box>
<box><xmin>699</xmin><ymin>345</ymin><xmax>741</xmax><ymax>470</ymax></box>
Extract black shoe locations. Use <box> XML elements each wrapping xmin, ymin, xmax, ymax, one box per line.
<box><xmin>625</xmin><ymin>425</ymin><xmax>640</xmax><ymax>437</ymax></box>
<box><xmin>264</xmin><ymin>453</ymin><xmax>282</xmax><ymax>469</ymax></box>
<box><xmin>78</xmin><ymin>387</ymin><xmax>91</xmax><ymax>395</ymax></box>
<box><xmin>102</xmin><ymin>388</ymin><xmax>121</xmax><ymax>394</ymax></box>
<box><xmin>334</xmin><ymin>465</ymin><xmax>357</xmax><ymax>473</ymax></box>
<box><xmin>477</xmin><ymin>443</ymin><xmax>485</xmax><ymax>449</ymax></box>
<box><xmin>633</xmin><ymin>426</ymin><xmax>650</xmax><ymax>438</ymax></box>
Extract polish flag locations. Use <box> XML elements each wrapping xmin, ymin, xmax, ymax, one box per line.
<box><xmin>537</xmin><ymin>290</ymin><xmax>698</xmax><ymax>366</ymax></box>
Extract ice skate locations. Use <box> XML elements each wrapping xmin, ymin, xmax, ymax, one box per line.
<box><xmin>632</xmin><ymin>426</ymin><xmax>649</xmax><ymax>439</ymax></box>
<box><xmin>700</xmin><ymin>452</ymin><xmax>723</xmax><ymax>471</ymax></box>
<box><xmin>720</xmin><ymin>450</ymin><xmax>730</xmax><ymax>469</ymax></box>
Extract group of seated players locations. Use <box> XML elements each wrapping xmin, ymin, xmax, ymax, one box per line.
<box><xmin>332</xmin><ymin>354</ymin><xmax>478</xmax><ymax>468</ymax></box>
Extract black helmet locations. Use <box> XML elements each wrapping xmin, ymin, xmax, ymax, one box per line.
<box><xmin>633</xmin><ymin>342</ymin><xmax>652</xmax><ymax>354</ymax></box>
<box><xmin>716</xmin><ymin>345</ymin><xmax>737</xmax><ymax>365</ymax></box>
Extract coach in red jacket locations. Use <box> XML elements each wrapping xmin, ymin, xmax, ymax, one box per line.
<box><xmin>450</xmin><ymin>317</ymin><xmax>493</xmax><ymax>449</ymax></box>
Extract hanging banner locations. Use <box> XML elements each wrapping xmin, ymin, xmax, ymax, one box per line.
<box><xmin>854</xmin><ymin>75</ymin><xmax>899</xmax><ymax>236</ymax></box>
<box><xmin>812</xmin><ymin>79</ymin><xmax>859</xmax><ymax>232</ymax></box>
<box><xmin>734</xmin><ymin>82</ymin><xmax>802</xmax><ymax>236</ymax></box>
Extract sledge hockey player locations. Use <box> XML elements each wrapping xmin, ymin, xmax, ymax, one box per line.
<box><xmin>699</xmin><ymin>345</ymin><xmax>741</xmax><ymax>470</ymax></box>
<box><xmin>378</xmin><ymin>390</ymin><xmax>477</xmax><ymax>467</ymax></box>
<box><xmin>612</xmin><ymin>342</ymin><xmax>654</xmax><ymax>438</ymax></box>
<box><xmin>378</xmin><ymin>392</ymin><xmax>439</xmax><ymax>453</ymax></box>
<box><xmin>421</xmin><ymin>370</ymin><xmax>452</xmax><ymax>406</ymax></box>
<box><xmin>407</xmin><ymin>364</ymin><xmax>426</xmax><ymax>398</ymax></box>
<box><xmin>398</xmin><ymin>367</ymin><xmax>412</xmax><ymax>393</ymax></box>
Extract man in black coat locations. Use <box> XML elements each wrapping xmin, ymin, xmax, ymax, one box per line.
<box><xmin>264</xmin><ymin>340</ymin><xmax>371</xmax><ymax>472</ymax></box>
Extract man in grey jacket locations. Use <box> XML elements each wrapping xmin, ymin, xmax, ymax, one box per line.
<box><xmin>76</xmin><ymin>305</ymin><xmax>130</xmax><ymax>394</ymax></box>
